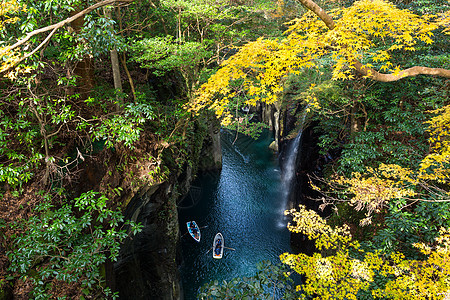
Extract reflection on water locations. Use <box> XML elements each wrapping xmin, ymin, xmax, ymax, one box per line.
<box><xmin>178</xmin><ymin>129</ymin><xmax>291</xmax><ymax>299</ymax></box>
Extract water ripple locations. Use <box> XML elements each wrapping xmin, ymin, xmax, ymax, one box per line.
<box><xmin>179</xmin><ymin>130</ymin><xmax>291</xmax><ymax>299</ymax></box>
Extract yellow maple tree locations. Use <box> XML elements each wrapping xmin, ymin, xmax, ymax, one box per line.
<box><xmin>319</xmin><ymin>104</ymin><xmax>450</xmax><ymax>224</ymax></box>
<box><xmin>0</xmin><ymin>0</ymin><xmax>21</xmax><ymax>30</ymax></box>
<box><xmin>0</xmin><ymin>0</ymin><xmax>25</xmax><ymax>77</ymax></box>
<box><xmin>281</xmin><ymin>206</ymin><xmax>450</xmax><ymax>299</ymax></box>
<box><xmin>189</xmin><ymin>0</ymin><xmax>450</xmax><ymax>124</ymax></box>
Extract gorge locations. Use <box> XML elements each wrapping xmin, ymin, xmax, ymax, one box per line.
<box><xmin>112</xmin><ymin>102</ymin><xmax>319</xmax><ymax>299</ymax></box>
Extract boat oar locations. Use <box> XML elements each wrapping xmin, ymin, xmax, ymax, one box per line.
<box><xmin>224</xmin><ymin>246</ymin><xmax>235</xmax><ymax>251</ymax></box>
<box><xmin>199</xmin><ymin>225</ymin><xmax>208</xmax><ymax>229</ymax></box>
<box><xmin>205</xmin><ymin>247</ymin><xmax>213</xmax><ymax>255</ymax></box>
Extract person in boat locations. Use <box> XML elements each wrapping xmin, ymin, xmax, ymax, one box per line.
<box><xmin>215</xmin><ymin>238</ymin><xmax>222</xmax><ymax>255</ymax></box>
<box><xmin>190</xmin><ymin>222</ymin><xmax>199</xmax><ymax>238</ymax></box>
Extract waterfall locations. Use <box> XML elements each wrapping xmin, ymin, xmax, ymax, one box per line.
<box><xmin>278</xmin><ymin>111</ymin><xmax>307</xmax><ymax>227</ymax></box>
<box><xmin>279</xmin><ymin>132</ymin><xmax>302</xmax><ymax>215</ymax></box>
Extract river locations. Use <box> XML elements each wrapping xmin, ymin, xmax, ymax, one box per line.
<box><xmin>178</xmin><ymin>129</ymin><xmax>292</xmax><ymax>299</ymax></box>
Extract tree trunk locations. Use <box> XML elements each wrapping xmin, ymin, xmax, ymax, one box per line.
<box><xmin>111</xmin><ymin>46</ymin><xmax>123</xmax><ymax>110</ymax></box>
<box><xmin>70</xmin><ymin>2</ymin><xmax>95</xmax><ymax>100</ymax></box>
<box><xmin>105</xmin><ymin>6</ymin><xmax>123</xmax><ymax>111</ymax></box>
<box><xmin>121</xmin><ymin>53</ymin><xmax>137</xmax><ymax>102</ymax></box>
<box><xmin>350</xmin><ymin>99</ymin><xmax>359</xmax><ymax>136</ymax></box>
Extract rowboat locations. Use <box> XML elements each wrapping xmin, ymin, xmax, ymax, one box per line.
<box><xmin>187</xmin><ymin>221</ymin><xmax>201</xmax><ymax>242</ymax></box>
<box><xmin>213</xmin><ymin>232</ymin><xmax>224</xmax><ymax>259</ymax></box>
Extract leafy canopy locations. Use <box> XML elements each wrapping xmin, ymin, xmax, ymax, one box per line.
<box><xmin>189</xmin><ymin>0</ymin><xmax>449</xmax><ymax>125</ymax></box>
<box><xmin>281</xmin><ymin>206</ymin><xmax>450</xmax><ymax>299</ymax></box>
<box><xmin>322</xmin><ymin>103</ymin><xmax>450</xmax><ymax>224</ymax></box>
<box><xmin>199</xmin><ymin>261</ymin><xmax>299</xmax><ymax>300</ymax></box>
<box><xmin>7</xmin><ymin>191</ymin><xmax>142</xmax><ymax>299</ymax></box>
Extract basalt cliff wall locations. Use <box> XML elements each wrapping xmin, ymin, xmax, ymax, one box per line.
<box><xmin>113</xmin><ymin>115</ymin><xmax>222</xmax><ymax>300</ymax></box>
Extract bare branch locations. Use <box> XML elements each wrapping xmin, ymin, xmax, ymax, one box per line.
<box><xmin>2</xmin><ymin>0</ymin><xmax>134</xmax><ymax>73</ymax></box>
<box><xmin>296</xmin><ymin>0</ymin><xmax>335</xmax><ymax>29</ymax></box>
<box><xmin>10</xmin><ymin>27</ymin><xmax>58</xmax><ymax>70</ymax></box>
<box><xmin>353</xmin><ymin>61</ymin><xmax>450</xmax><ymax>82</ymax></box>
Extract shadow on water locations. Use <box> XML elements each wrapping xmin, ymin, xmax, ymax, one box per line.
<box><xmin>178</xmin><ymin>129</ymin><xmax>292</xmax><ymax>299</ymax></box>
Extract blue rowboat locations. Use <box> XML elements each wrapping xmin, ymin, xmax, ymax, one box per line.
<box><xmin>187</xmin><ymin>221</ymin><xmax>201</xmax><ymax>242</ymax></box>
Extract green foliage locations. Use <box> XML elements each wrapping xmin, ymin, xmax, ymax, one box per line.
<box><xmin>128</xmin><ymin>0</ymin><xmax>285</xmax><ymax>100</ymax></box>
<box><xmin>92</xmin><ymin>101</ymin><xmax>155</xmax><ymax>150</ymax></box>
<box><xmin>373</xmin><ymin>201</ymin><xmax>450</xmax><ymax>258</ymax></box>
<box><xmin>0</xmin><ymin>99</ymin><xmax>41</xmax><ymax>189</ymax></box>
<box><xmin>312</xmin><ymin>75</ymin><xmax>445</xmax><ymax>176</ymax></box>
<box><xmin>224</xmin><ymin>119</ymin><xmax>269</xmax><ymax>140</ymax></box>
<box><xmin>214</xmin><ymin>92</ymin><xmax>270</xmax><ymax>139</ymax></box>
<box><xmin>392</xmin><ymin>0</ymin><xmax>449</xmax><ymax>14</ymax></box>
<box><xmin>82</xmin><ymin>13</ymin><xmax>126</xmax><ymax>55</ymax></box>
<box><xmin>159</xmin><ymin>0</ymin><xmax>285</xmax><ymax>42</ymax></box>
<box><xmin>7</xmin><ymin>191</ymin><xmax>142</xmax><ymax>299</ymax></box>
<box><xmin>130</xmin><ymin>35</ymin><xmax>211</xmax><ymax>97</ymax></box>
<box><xmin>339</xmin><ymin>131</ymin><xmax>386</xmax><ymax>173</ymax></box>
<box><xmin>131</xmin><ymin>36</ymin><xmax>210</xmax><ymax>77</ymax></box>
<box><xmin>3</xmin><ymin>0</ymin><xmax>124</xmax><ymax>68</ymax></box>
<box><xmin>198</xmin><ymin>261</ymin><xmax>299</xmax><ymax>300</ymax></box>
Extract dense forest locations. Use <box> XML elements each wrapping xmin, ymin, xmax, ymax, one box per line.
<box><xmin>0</xmin><ymin>0</ymin><xmax>449</xmax><ymax>299</ymax></box>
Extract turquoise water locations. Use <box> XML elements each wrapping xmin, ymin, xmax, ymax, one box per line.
<box><xmin>178</xmin><ymin>129</ymin><xmax>291</xmax><ymax>299</ymax></box>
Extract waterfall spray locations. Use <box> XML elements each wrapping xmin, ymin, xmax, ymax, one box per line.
<box><xmin>279</xmin><ymin>132</ymin><xmax>302</xmax><ymax>214</ymax></box>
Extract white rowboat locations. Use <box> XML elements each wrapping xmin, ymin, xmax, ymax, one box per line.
<box><xmin>213</xmin><ymin>232</ymin><xmax>224</xmax><ymax>259</ymax></box>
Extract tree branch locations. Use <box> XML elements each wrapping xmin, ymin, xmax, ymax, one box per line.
<box><xmin>353</xmin><ymin>61</ymin><xmax>450</xmax><ymax>82</ymax></box>
<box><xmin>8</xmin><ymin>27</ymin><xmax>58</xmax><ymax>71</ymax></box>
<box><xmin>2</xmin><ymin>0</ymin><xmax>134</xmax><ymax>73</ymax></box>
<box><xmin>296</xmin><ymin>0</ymin><xmax>335</xmax><ymax>29</ymax></box>
<box><xmin>294</xmin><ymin>0</ymin><xmax>450</xmax><ymax>81</ymax></box>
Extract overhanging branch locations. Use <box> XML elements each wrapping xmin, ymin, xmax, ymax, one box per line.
<box><xmin>353</xmin><ymin>61</ymin><xmax>450</xmax><ymax>82</ymax></box>
<box><xmin>295</xmin><ymin>0</ymin><xmax>450</xmax><ymax>81</ymax></box>
<box><xmin>1</xmin><ymin>0</ymin><xmax>134</xmax><ymax>73</ymax></box>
